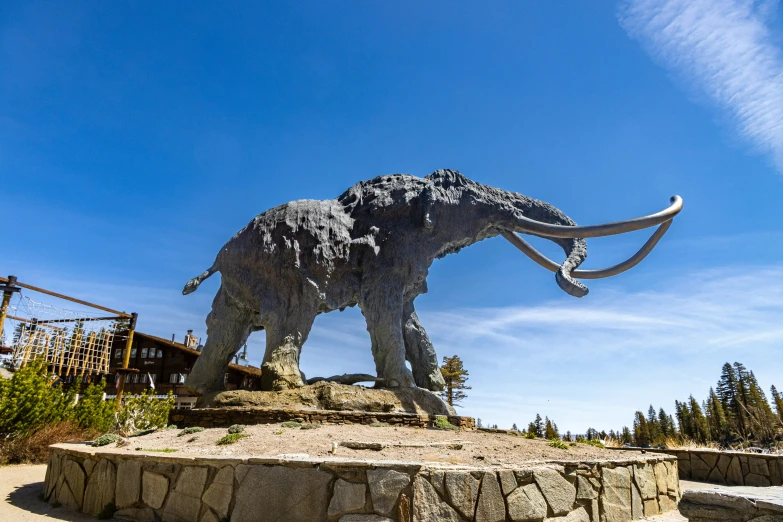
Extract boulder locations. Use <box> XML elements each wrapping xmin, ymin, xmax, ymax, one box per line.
<box><xmin>545</xmin><ymin>507</ymin><xmax>590</xmax><ymax>522</ymax></box>
<box><xmin>600</xmin><ymin>466</ymin><xmax>631</xmax><ymax>522</ymax></box>
<box><xmin>506</xmin><ymin>483</ymin><xmax>547</xmax><ymax>521</ymax></box>
<box><xmin>679</xmin><ymin>485</ymin><xmax>783</xmax><ymax>522</ymax></box>
<box><xmin>367</xmin><ymin>469</ymin><xmax>410</xmax><ymax>516</ymax></box>
<box><xmin>498</xmin><ymin>470</ymin><xmax>517</xmax><ymax>496</ymax></box>
<box><xmin>83</xmin><ymin>459</ymin><xmax>116</xmax><ymax>516</ymax></box>
<box><xmin>412</xmin><ymin>475</ymin><xmax>465</xmax><ymax>522</ymax></box>
<box><xmin>116</xmin><ymin>460</ymin><xmax>142</xmax><ymax>509</ymax></box>
<box><xmin>61</xmin><ymin>458</ymin><xmax>86</xmax><ymax>511</ymax></box>
<box><xmin>533</xmin><ymin>468</ymin><xmax>575</xmax><ymax>516</ymax></box>
<box><xmin>201</xmin><ymin>466</ymin><xmax>233</xmax><ymax>519</ymax></box>
<box><xmin>444</xmin><ymin>471</ymin><xmax>480</xmax><ymax>519</ymax></box>
<box><xmin>475</xmin><ymin>473</ymin><xmax>505</xmax><ymax>522</ymax></box>
<box><xmin>329</xmin><ymin>479</ymin><xmax>367</xmax><ymax>516</ymax></box>
<box><xmin>162</xmin><ymin>466</ymin><xmax>208</xmax><ymax>522</ymax></box>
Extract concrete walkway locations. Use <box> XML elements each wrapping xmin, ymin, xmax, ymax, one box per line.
<box><xmin>0</xmin><ymin>464</ymin><xmax>116</xmax><ymax>521</ymax></box>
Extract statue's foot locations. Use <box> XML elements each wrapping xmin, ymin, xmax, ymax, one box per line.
<box><xmin>261</xmin><ymin>361</ymin><xmax>306</xmax><ymax>391</ymax></box>
<box><xmin>184</xmin><ymin>371</ymin><xmax>226</xmax><ymax>398</ymax></box>
<box><xmin>383</xmin><ymin>367</ymin><xmax>417</xmax><ymax>388</ymax></box>
<box><xmin>421</xmin><ymin>369</ymin><xmax>446</xmax><ymax>392</ymax></box>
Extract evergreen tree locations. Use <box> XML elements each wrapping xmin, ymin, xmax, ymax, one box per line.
<box><xmin>704</xmin><ymin>388</ymin><xmax>728</xmax><ymax>443</ymax></box>
<box><xmin>563</xmin><ymin>430</ymin><xmax>572</xmax><ymax>441</ymax></box>
<box><xmin>675</xmin><ymin>400</ymin><xmax>692</xmax><ymax>439</ymax></box>
<box><xmin>511</xmin><ymin>423</ymin><xmax>518</xmax><ymax>431</ymax></box>
<box><xmin>689</xmin><ymin>395</ymin><xmax>710</xmax><ymax>443</ymax></box>
<box><xmin>438</xmin><ymin>355</ymin><xmax>471</xmax><ymax>407</ymax></box>
<box><xmin>477</xmin><ymin>418</ymin><xmax>483</xmax><ymax>429</ymax></box>
<box><xmin>544</xmin><ymin>417</ymin><xmax>559</xmax><ymax>439</ymax></box>
<box><xmin>771</xmin><ymin>385</ymin><xmax>783</xmax><ymax>424</ymax></box>
<box><xmin>658</xmin><ymin>408</ymin><xmax>672</xmax><ymax>438</ymax></box>
<box><xmin>533</xmin><ymin>414</ymin><xmax>544</xmax><ymax>437</ymax></box>
<box><xmin>647</xmin><ymin>405</ymin><xmax>662</xmax><ymax>444</ymax></box>
<box><xmin>620</xmin><ymin>426</ymin><xmax>632</xmax><ymax>444</ymax></box>
<box><xmin>632</xmin><ymin>411</ymin><xmax>650</xmax><ymax>446</ymax></box>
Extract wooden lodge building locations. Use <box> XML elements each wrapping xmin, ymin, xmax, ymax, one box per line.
<box><xmin>62</xmin><ymin>329</ymin><xmax>261</xmax><ymax>409</ymax></box>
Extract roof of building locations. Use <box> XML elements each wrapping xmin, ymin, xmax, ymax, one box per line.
<box><xmin>133</xmin><ymin>331</ymin><xmax>262</xmax><ymax>378</ymax></box>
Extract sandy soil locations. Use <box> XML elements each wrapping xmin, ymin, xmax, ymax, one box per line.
<box><xmin>0</xmin><ymin>464</ymin><xmax>116</xmax><ymax>521</ymax></box>
<box><xmin>115</xmin><ymin>424</ymin><xmax>662</xmax><ymax>468</ymax></box>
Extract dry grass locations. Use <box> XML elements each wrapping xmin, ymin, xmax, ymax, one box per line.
<box><xmin>603</xmin><ymin>437</ymin><xmax>622</xmax><ymax>448</ymax></box>
<box><xmin>0</xmin><ymin>422</ymin><xmax>98</xmax><ymax>465</ymax></box>
<box><xmin>662</xmin><ymin>436</ymin><xmax>720</xmax><ymax>450</ymax></box>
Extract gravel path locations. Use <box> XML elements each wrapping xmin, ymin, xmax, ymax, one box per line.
<box><xmin>0</xmin><ymin>464</ymin><xmax>114</xmax><ymax>521</ymax></box>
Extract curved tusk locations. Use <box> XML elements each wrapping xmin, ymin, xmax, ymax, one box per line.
<box><xmin>501</xmin><ymin>219</ymin><xmax>674</xmax><ymax>280</ymax></box>
<box><xmin>516</xmin><ymin>196</ymin><xmax>682</xmax><ymax>238</ymax></box>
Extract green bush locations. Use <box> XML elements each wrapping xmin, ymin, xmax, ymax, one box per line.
<box><xmin>115</xmin><ymin>390</ymin><xmax>175</xmax><ymax>436</ymax></box>
<box><xmin>227</xmin><ymin>424</ymin><xmax>246</xmax><ymax>434</ymax></box>
<box><xmin>433</xmin><ymin>416</ymin><xmax>459</xmax><ymax>431</ymax></box>
<box><xmin>524</xmin><ymin>431</ymin><xmax>537</xmax><ymax>439</ymax></box>
<box><xmin>581</xmin><ymin>439</ymin><xmax>605</xmax><ymax>449</ymax></box>
<box><xmin>370</xmin><ymin>422</ymin><xmax>390</xmax><ymax>428</ymax></box>
<box><xmin>280</xmin><ymin>421</ymin><xmax>302</xmax><ymax>429</ymax></box>
<box><xmin>178</xmin><ymin>427</ymin><xmax>205</xmax><ymax>437</ymax></box>
<box><xmin>548</xmin><ymin>438</ymin><xmax>569</xmax><ymax>450</ymax></box>
<box><xmin>73</xmin><ymin>381</ymin><xmax>115</xmax><ymax>433</ymax></box>
<box><xmin>92</xmin><ymin>433</ymin><xmax>121</xmax><ymax>447</ymax></box>
<box><xmin>0</xmin><ymin>361</ymin><xmax>76</xmax><ymax>435</ymax></box>
<box><xmin>216</xmin><ymin>433</ymin><xmax>248</xmax><ymax>445</ymax></box>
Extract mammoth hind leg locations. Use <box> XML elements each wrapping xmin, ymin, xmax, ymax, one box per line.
<box><xmin>260</xmin><ymin>306</ymin><xmax>316</xmax><ymax>391</ymax></box>
<box><xmin>403</xmin><ymin>300</ymin><xmax>445</xmax><ymax>392</ymax></box>
<box><xmin>186</xmin><ymin>285</ymin><xmax>255</xmax><ymax>398</ymax></box>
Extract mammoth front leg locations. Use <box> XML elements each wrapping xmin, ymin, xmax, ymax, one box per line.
<box><xmin>260</xmin><ymin>307</ymin><xmax>316</xmax><ymax>391</ymax></box>
<box><xmin>403</xmin><ymin>300</ymin><xmax>446</xmax><ymax>391</ymax></box>
<box><xmin>186</xmin><ymin>285</ymin><xmax>255</xmax><ymax>398</ymax></box>
<box><xmin>360</xmin><ymin>282</ymin><xmax>416</xmax><ymax>388</ymax></box>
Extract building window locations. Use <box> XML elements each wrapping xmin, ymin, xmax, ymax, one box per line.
<box><xmin>130</xmin><ymin>348</ymin><xmax>137</xmax><ymax>358</ymax></box>
<box><xmin>141</xmin><ymin>348</ymin><xmax>148</xmax><ymax>358</ymax></box>
<box><xmin>132</xmin><ymin>374</ymin><xmax>139</xmax><ymax>383</ymax></box>
<box><xmin>169</xmin><ymin>373</ymin><xmax>186</xmax><ymax>384</ymax></box>
<box><xmin>157</xmin><ymin>349</ymin><xmax>163</xmax><ymax>358</ymax></box>
<box><xmin>114</xmin><ymin>349</ymin><xmax>122</xmax><ymax>359</ymax></box>
<box><xmin>140</xmin><ymin>374</ymin><xmax>147</xmax><ymax>384</ymax></box>
<box><xmin>125</xmin><ymin>374</ymin><xmax>131</xmax><ymax>383</ymax></box>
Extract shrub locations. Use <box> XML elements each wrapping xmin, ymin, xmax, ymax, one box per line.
<box><xmin>73</xmin><ymin>381</ymin><xmax>115</xmax><ymax>433</ymax></box>
<box><xmin>370</xmin><ymin>422</ymin><xmax>390</xmax><ymax>428</ymax></box>
<box><xmin>548</xmin><ymin>438</ymin><xmax>569</xmax><ymax>450</ymax></box>
<box><xmin>524</xmin><ymin>431</ymin><xmax>537</xmax><ymax>439</ymax></box>
<box><xmin>434</xmin><ymin>416</ymin><xmax>459</xmax><ymax>431</ymax></box>
<box><xmin>581</xmin><ymin>439</ymin><xmax>606</xmax><ymax>449</ymax></box>
<box><xmin>300</xmin><ymin>423</ymin><xmax>320</xmax><ymax>430</ymax></box>
<box><xmin>0</xmin><ymin>421</ymin><xmax>97</xmax><ymax>464</ymax></box>
<box><xmin>92</xmin><ymin>433</ymin><xmax>121</xmax><ymax>447</ymax></box>
<box><xmin>115</xmin><ymin>390</ymin><xmax>175</xmax><ymax>436</ymax></box>
<box><xmin>280</xmin><ymin>421</ymin><xmax>302</xmax><ymax>429</ymax></box>
<box><xmin>130</xmin><ymin>428</ymin><xmax>158</xmax><ymax>438</ymax></box>
<box><xmin>228</xmin><ymin>424</ymin><xmax>246</xmax><ymax>434</ymax></box>
<box><xmin>216</xmin><ymin>433</ymin><xmax>249</xmax><ymax>445</ymax></box>
<box><xmin>178</xmin><ymin>427</ymin><xmax>205</xmax><ymax>437</ymax></box>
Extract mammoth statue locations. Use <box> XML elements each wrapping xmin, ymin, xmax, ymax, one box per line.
<box><xmin>183</xmin><ymin>169</ymin><xmax>681</xmax><ymax>395</ymax></box>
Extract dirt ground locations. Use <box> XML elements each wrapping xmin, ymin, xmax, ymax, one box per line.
<box><xmin>116</xmin><ymin>423</ymin><xmax>659</xmax><ymax>468</ymax></box>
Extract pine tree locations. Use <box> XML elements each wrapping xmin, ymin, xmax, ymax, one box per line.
<box><xmin>529</xmin><ymin>414</ymin><xmax>544</xmax><ymax>438</ymax></box>
<box><xmin>477</xmin><ymin>418</ymin><xmax>483</xmax><ymax>429</ymax></box>
<box><xmin>632</xmin><ymin>411</ymin><xmax>650</xmax><ymax>446</ymax></box>
<box><xmin>438</xmin><ymin>355</ymin><xmax>471</xmax><ymax>407</ymax></box>
<box><xmin>563</xmin><ymin>430</ymin><xmax>572</xmax><ymax>441</ymax></box>
<box><xmin>620</xmin><ymin>426</ymin><xmax>632</xmax><ymax>444</ymax></box>
<box><xmin>689</xmin><ymin>395</ymin><xmax>710</xmax><ymax>443</ymax></box>
<box><xmin>675</xmin><ymin>400</ymin><xmax>692</xmax><ymax>439</ymax></box>
<box><xmin>512</xmin><ymin>423</ymin><xmax>519</xmax><ymax>431</ymax></box>
<box><xmin>771</xmin><ymin>385</ymin><xmax>783</xmax><ymax>424</ymax></box>
<box><xmin>658</xmin><ymin>408</ymin><xmax>672</xmax><ymax>438</ymax></box>
<box><xmin>544</xmin><ymin>417</ymin><xmax>559</xmax><ymax>439</ymax></box>
<box><xmin>704</xmin><ymin>388</ymin><xmax>728</xmax><ymax>443</ymax></box>
<box><xmin>647</xmin><ymin>405</ymin><xmax>662</xmax><ymax>445</ymax></box>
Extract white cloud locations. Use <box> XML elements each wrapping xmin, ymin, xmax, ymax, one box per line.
<box><xmin>619</xmin><ymin>0</ymin><xmax>783</xmax><ymax>171</ymax></box>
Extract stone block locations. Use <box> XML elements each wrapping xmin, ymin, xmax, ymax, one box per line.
<box><xmin>770</xmin><ymin>458</ymin><xmax>782</xmax><ymax>486</ymax></box>
<box><xmin>600</xmin><ymin>466</ymin><xmax>631</xmax><ymax>522</ymax></box>
<box><xmin>716</xmin><ymin>454</ymin><xmax>731</xmax><ymax>477</ymax></box>
<box><xmin>201</xmin><ymin>466</ymin><xmax>232</xmax><ymax>520</ymax></box>
<box><xmin>200</xmin><ymin>511</ymin><xmax>219</xmax><ymax>522</ymax></box>
<box><xmin>726</xmin><ymin>457</ymin><xmax>744</xmax><ymax>485</ymax></box>
<box><xmin>707</xmin><ymin>466</ymin><xmax>726</xmax><ymax>485</ymax></box>
<box><xmin>232</xmin><ymin>465</ymin><xmax>332</xmax><ymax>522</ymax></box>
<box><xmin>475</xmin><ymin>473</ymin><xmax>505</xmax><ymax>522</ymax></box>
<box><xmin>576</xmin><ymin>475</ymin><xmax>598</xmax><ymax>500</ymax></box>
<box><xmin>412</xmin><ymin>475</ymin><xmax>465</xmax><ymax>522</ymax></box>
<box><xmin>678</xmin><ymin>458</ymin><xmax>691</xmax><ymax>478</ymax></box>
<box><xmin>740</xmin><ymin>455</ymin><xmax>749</xmax><ymax>476</ymax></box>
<box><xmin>83</xmin><ymin>459</ymin><xmax>116</xmax><ymax>516</ymax></box>
<box><xmin>498</xmin><ymin>470</ymin><xmax>517</xmax><ymax>496</ymax></box>
<box><xmin>115</xmin><ymin>507</ymin><xmax>158</xmax><ymax>522</ymax></box>
<box><xmin>664</xmin><ymin>461</ymin><xmax>679</xmax><ymax>497</ymax></box>
<box><xmin>631</xmin><ymin>480</ymin><xmax>643</xmax><ymax>520</ymax></box>
<box><xmin>444</xmin><ymin>471</ymin><xmax>479</xmax><ymax>519</ymax></box>
<box><xmin>514</xmin><ymin>469</ymin><xmax>533</xmax><ymax>485</ymax></box>
<box><xmin>429</xmin><ymin>470</ymin><xmax>446</xmax><ymax>498</ymax></box>
<box><xmin>658</xmin><ymin>494</ymin><xmax>676</xmax><ymax>512</ymax></box>
<box><xmin>62</xmin><ymin>458</ymin><xmax>86</xmax><ymax>511</ymax></box>
<box><xmin>653</xmin><ymin>462</ymin><xmax>668</xmax><ymax>494</ymax></box>
<box><xmin>162</xmin><ymin>466</ymin><xmax>208</xmax><ymax>522</ymax></box>
<box><xmin>367</xmin><ymin>469</ymin><xmax>410</xmax><ymax>515</ymax></box>
<box><xmin>699</xmin><ymin>452</ymin><xmax>718</xmax><ymax>469</ymax></box>
<box><xmin>329</xmin><ymin>479</ymin><xmax>367</xmax><ymax>517</ymax></box>
<box><xmin>643</xmin><ymin>497</ymin><xmax>659</xmax><ymax>517</ymax></box>
<box><xmin>45</xmin><ymin>453</ymin><xmax>62</xmax><ymax>500</ymax></box>
<box><xmin>745</xmin><ymin>473</ymin><xmax>771</xmax><ymax>487</ymax></box>
<box><xmin>633</xmin><ymin>463</ymin><xmax>657</xmax><ymax>500</ymax></box>
<box><xmin>748</xmin><ymin>457</ymin><xmax>770</xmax><ymax>476</ymax></box>
<box><xmin>116</xmin><ymin>460</ymin><xmax>142</xmax><ymax>509</ymax></box>
<box><xmin>142</xmin><ymin>472</ymin><xmax>169</xmax><ymax>510</ymax></box>
<box><xmin>533</xmin><ymin>468</ymin><xmax>575</xmax><ymax>516</ymax></box>
<box><xmin>83</xmin><ymin>458</ymin><xmax>96</xmax><ymax>477</ymax></box>
<box><xmin>545</xmin><ymin>507</ymin><xmax>590</xmax><ymax>522</ymax></box>
<box><xmin>506</xmin><ymin>483</ymin><xmax>547</xmax><ymax>522</ymax></box>
<box><xmin>690</xmin><ymin>455</ymin><xmax>711</xmax><ymax>481</ymax></box>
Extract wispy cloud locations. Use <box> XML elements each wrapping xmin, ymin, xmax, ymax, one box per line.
<box><xmin>619</xmin><ymin>0</ymin><xmax>783</xmax><ymax>171</ymax></box>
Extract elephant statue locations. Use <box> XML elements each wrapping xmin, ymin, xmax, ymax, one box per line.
<box><xmin>183</xmin><ymin>169</ymin><xmax>681</xmax><ymax>395</ymax></box>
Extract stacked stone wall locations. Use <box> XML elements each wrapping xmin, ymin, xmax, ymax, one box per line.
<box><xmin>170</xmin><ymin>407</ymin><xmax>476</xmax><ymax>430</ymax></box>
<box><xmin>632</xmin><ymin>448</ymin><xmax>783</xmax><ymax>487</ymax></box>
<box><xmin>45</xmin><ymin>444</ymin><xmax>679</xmax><ymax>522</ymax></box>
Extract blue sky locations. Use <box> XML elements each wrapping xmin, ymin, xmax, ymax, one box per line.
<box><xmin>2</xmin><ymin>1</ymin><xmax>783</xmax><ymax>433</ymax></box>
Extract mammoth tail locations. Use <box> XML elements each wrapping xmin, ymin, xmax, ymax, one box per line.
<box><xmin>182</xmin><ymin>264</ymin><xmax>217</xmax><ymax>295</ymax></box>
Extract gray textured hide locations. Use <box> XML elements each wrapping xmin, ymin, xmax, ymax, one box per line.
<box><xmin>184</xmin><ymin>170</ymin><xmax>587</xmax><ymax>394</ymax></box>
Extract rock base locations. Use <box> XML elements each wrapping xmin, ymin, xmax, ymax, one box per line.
<box><xmin>211</xmin><ymin>381</ymin><xmax>456</xmax><ymax>416</ymax></box>
<box><xmin>45</xmin><ymin>443</ymin><xmax>681</xmax><ymax>522</ymax></box>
